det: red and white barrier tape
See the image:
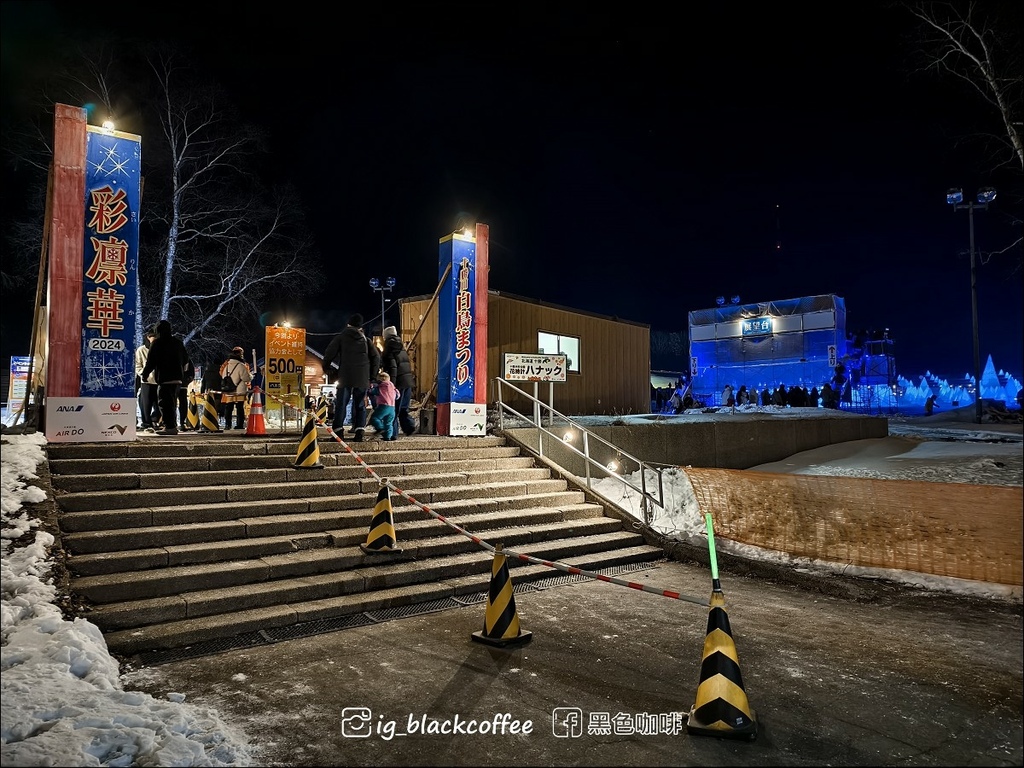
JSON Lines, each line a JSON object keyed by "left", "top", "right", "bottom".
{"left": 263, "top": 390, "right": 709, "bottom": 607}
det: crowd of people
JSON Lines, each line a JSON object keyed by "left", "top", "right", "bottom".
{"left": 133, "top": 313, "right": 418, "bottom": 440}
{"left": 652, "top": 375, "right": 852, "bottom": 414}
{"left": 319, "top": 314, "right": 416, "bottom": 442}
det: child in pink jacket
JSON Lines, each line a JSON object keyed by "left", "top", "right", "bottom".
{"left": 368, "top": 371, "right": 398, "bottom": 440}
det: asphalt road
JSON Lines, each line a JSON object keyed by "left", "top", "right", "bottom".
{"left": 121, "top": 558, "right": 1023, "bottom": 767}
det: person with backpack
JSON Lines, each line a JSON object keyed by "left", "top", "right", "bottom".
{"left": 219, "top": 346, "right": 252, "bottom": 430}
{"left": 322, "top": 313, "right": 380, "bottom": 442}
{"left": 380, "top": 325, "right": 417, "bottom": 438}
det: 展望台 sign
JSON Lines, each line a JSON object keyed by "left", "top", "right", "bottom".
{"left": 741, "top": 317, "right": 772, "bottom": 336}
{"left": 502, "top": 353, "right": 567, "bottom": 383}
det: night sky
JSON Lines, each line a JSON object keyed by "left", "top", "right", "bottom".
{"left": 2, "top": 2, "right": 1021, "bottom": 381}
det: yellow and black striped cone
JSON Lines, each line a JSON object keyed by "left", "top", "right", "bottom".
{"left": 185, "top": 390, "right": 200, "bottom": 430}
{"left": 293, "top": 412, "right": 324, "bottom": 468}
{"left": 198, "top": 392, "right": 222, "bottom": 433}
{"left": 471, "top": 544, "right": 532, "bottom": 647}
{"left": 686, "top": 589, "right": 758, "bottom": 741}
{"left": 316, "top": 395, "right": 328, "bottom": 424}
{"left": 359, "top": 483, "right": 402, "bottom": 554}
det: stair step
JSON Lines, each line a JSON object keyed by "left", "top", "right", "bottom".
{"left": 83, "top": 519, "right": 632, "bottom": 627}
{"left": 67, "top": 504, "right": 612, "bottom": 570}
{"left": 59, "top": 485, "right": 588, "bottom": 534}
{"left": 44, "top": 435, "right": 513, "bottom": 461}
{"left": 51, "top": 460, "right": 546, "bottom": 493}
{"left": 49, "top": 456, "right": 544, "bottom": 493}
{"left": 51, "top": 466, "right": 565, "bottom": 514}
{"left": 72, "top": 528, "right": 643, "bottom": 604}
{"left": 100, "top": 545, "right": 667, "bottom": 655}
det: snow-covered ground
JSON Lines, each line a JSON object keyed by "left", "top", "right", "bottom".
{"left": 1, "top": 404, "right": 1021, "bottom": 766}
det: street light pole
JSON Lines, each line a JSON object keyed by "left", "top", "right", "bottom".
{"left": 947, "top": 187, "right": 996, "bottom": 425}
{"left": 369, "top": 277, "right": 397, "bottom": 334}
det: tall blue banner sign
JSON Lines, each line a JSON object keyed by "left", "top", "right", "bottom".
{"left": 437, "top": 233, "right": 477, "bottom": 405}
{"left": 79, "top": 126, "right": 141, "bottom": 397}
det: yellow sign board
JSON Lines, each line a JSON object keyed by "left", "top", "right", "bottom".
{"left": 265, "top": 326, "right": 306, "bottom": 410}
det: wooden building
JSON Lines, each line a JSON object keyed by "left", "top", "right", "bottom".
{"left": 399, "top": 290, "right": 650, "bottom": 417}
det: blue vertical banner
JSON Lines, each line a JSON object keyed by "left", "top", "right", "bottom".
{"left": 437, "top": 232, "right": 477, "bottom": 402}
{"left": 79, "top": 125, "right": 141, "bottom": 397}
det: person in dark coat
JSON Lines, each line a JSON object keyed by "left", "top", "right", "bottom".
{"left": 380, "top": 325, "right": 416, "bottom": 438}
{"left": 322, "top": 313, "right": 381, "bottom": 441}
{"left": 140, "top": 319, "right": 190, "bottom": 435}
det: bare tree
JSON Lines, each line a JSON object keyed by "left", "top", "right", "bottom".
{"left": 906, "top": 1, "right": 1023, "bottom": 170}
{"left": 2, "top": 42, "right": 322, "bottom": 365}
{"left": 138, "top": 52, "right": 321, "bottom": 361}
{"left": 905, "top": 1, "right": 1023, "bottom": 278}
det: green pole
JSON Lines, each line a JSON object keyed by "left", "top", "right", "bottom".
{"left": 704, "top": 512, "right": 722, "bottom": 591}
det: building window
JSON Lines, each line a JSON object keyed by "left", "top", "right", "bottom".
{"left": 537, "top": 331, "right": 580, "bottom": 373}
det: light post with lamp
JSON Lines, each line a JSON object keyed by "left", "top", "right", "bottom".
{"left": 946, "top": 186, "right": 996, "bottom": 425}
{"left": 369, "top": 277, "right": 396, "bottom": 333}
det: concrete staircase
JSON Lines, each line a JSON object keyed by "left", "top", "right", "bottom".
{"left": 47, "top": 432, "right": 664, "bottom": 659}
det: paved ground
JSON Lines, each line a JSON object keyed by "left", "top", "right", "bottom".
{"left": 121, "top": 558, "right": 1023, "bottom": 767}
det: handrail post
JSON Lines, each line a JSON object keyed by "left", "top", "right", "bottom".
{"left": 497, "top": 379, "right": 505, "bottom": 430}
{"left": 583, "top": 431, "right": 591, "bottom": 489}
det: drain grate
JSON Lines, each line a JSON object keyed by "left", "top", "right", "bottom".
{"left": 133, "top": 630, "right": 270, "bottom": 667}
{"left": 129, "top": 559, "right": 667, "bottom": 667}
{"left": 265, "top": 612, "right": 377, "bottom": 642}
{"left": 369, "top": 598, "right": 461, "bottom": 622}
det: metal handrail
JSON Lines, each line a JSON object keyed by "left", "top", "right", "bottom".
{"left": 494, "top": 377, "right": 665, "bottom": 521}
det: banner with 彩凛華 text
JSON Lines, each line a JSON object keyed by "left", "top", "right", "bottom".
{"left": 79, "top": 124, "right": 142, "bottom": 400}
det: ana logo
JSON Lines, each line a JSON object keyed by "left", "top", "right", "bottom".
{"left": 56, "top": 405, "right": 85, "bottom": 412}
{"left": 110, "top": 403, "right": 121, "bottom": 412}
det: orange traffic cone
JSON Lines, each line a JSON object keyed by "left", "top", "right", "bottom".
{"left": 471, "top": 544, "right": 532, "bottom": 648}
{"left": 359, "top": 483, "right": 402, "bottom": 554}
{"left": 246, "top": 387, "right": 267, "bottom": 436}
{"left": 686, "top": 589, "right": 758, "bottom": 741}
{"left": 293, "top": 412, "right": 323, "bottom": 468}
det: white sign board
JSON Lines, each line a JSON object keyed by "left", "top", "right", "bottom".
{"left": 827, "top": 345, "right": 838, "bottom": 368}
{"left": 449, "top": 403, "right": 487, "bottom": 436}
{"left": 502, "top": 353, "right": 567, "bottom": 383}
{"left": 45, "top": 397, "right": 137, "bottom": 442}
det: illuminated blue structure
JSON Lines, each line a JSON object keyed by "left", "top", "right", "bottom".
{"left": 689, "top": 294, "right": 852, "bottom": 404}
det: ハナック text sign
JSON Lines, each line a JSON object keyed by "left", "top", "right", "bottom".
{"left": 503, "top": 353, "right": 567, "bottom": 383}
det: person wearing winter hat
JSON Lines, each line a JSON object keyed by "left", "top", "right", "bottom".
{"left": 380, "top": 325, "right": 416, "bottom": 438}
{"left": 220, "top": 346, "right": 253, "bottom": 429}
{"left": 321, "top": 313, "right": 380, "bottom": 441}
{"left": 367, "top": 371, "right": 398, "bottom": 440}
